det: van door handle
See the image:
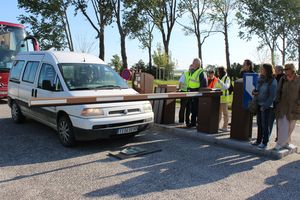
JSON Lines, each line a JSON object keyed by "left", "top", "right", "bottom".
{"left": 34, "top": 89, "right": 37, "bottom": 97}
{"left": 31, "top": 89, "right": 34, "bottom": 97}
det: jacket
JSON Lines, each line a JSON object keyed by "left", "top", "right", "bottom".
{"left": 275, "top": 75, "right": 300, "bottom": 120}
{"left": 215, "top": 75, "right": 230, "bottom": 103}
{"left": 256, "top": 76, "right": 277, "bottom": 110}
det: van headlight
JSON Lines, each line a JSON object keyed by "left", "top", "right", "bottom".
{"left": 81, "top": 108, "right": 104, "bottom": 116}
{"left": 143, "top": 103, "right": 152, "bottom": 113}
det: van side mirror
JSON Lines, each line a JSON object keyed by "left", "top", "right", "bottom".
{"left": 42, "top": 80, "right": 54, "bottom": 91}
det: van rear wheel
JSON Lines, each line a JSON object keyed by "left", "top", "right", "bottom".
{"left": 11, "top": 102, "right": 25, "bottom": 123}
{"left": 57, "top": 115, "right": 76, "bottom": 147}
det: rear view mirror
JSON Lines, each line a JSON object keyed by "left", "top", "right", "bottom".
{"left": 42, "top": 80, "right": 54, "bottom": 91}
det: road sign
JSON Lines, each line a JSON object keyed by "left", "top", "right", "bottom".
{"left": 121, "top": 68, "right": 131, "bottom": 80}
{"left": 243, "top": 73, "right": 258, "bottom": 109}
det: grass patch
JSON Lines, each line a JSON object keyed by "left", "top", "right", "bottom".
{"left": 153, "top": 80, "right": 179, "bottom": 87}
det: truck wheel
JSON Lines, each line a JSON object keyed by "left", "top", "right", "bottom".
{"left": 57, "top": 115, "right": 76, "bottom": 147}
{"left": 11, "top": 101, "right": 25, "bottom": 123}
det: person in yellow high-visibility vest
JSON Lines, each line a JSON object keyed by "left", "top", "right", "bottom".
{"left": 216, "top": 66, "right": 231, "bottom": 131}
{"left": 186, "top": 58, "right": 208, "bottom": 128}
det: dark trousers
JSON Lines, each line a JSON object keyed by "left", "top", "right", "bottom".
{"left": 188, "top": 88, "right": 199, "bottom": 125}
{"left": 179, "top": 98, "right": 190, "bottom": 124}
{"left": 256, "top": 107, "right": 274, "bottom": 145}
{"left": 190, "top": 97, "right": 198, "bottom": 125}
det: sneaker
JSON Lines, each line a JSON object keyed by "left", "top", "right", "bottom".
{"left": 284, "top": 143, "right": 296, "bottom": 150}
{"left": 258, "top": 143, "right": 267, "bottom": 149}
{"left": 186, "top": 123, "right": 196, "bottom": 128}
{"left": 273, "top": 144, "right": 282, "bottom": 151}
{"left": 220, "top": 128, "right": 229, "bottom": 132}
{"left": 251, "top": 142, "right": 260, "bottom": 146}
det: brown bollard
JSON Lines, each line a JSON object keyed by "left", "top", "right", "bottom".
{"left": 160, "top": 84, "right": 177, "bottom": 124}
{"left": 197, "top": 89, "right": 221, "bottom": 134}
{"left": 230, "top": 79, "right": 253, "bottom": 140}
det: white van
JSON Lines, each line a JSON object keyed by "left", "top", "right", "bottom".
{"left": 8, "top": 51, "right": 153, "bottom": 147}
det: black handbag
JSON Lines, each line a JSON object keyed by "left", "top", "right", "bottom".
{"left": 248, "top": 96, "right": 258, "bottom": 115}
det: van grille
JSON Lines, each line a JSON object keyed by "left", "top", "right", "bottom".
{"left": 109, "top": 108, "right": 140, "bottom": 115}
{"left": 93, "top": 120, "right": 144, "bottom": 129}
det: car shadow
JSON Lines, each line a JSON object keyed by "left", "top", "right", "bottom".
{"left": 0, "top": 117, "right": 144, "bottom": 168}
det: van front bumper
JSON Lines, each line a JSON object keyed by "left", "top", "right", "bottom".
{"left": 69, "top": 112, "right": 154, "bottom": 141}
{"left": 73, "top": 123, "right": 151, "bottom": 141}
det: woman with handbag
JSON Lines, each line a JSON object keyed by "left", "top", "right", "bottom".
{"left": 252, "top": 64, "right": 277, "bottom": 149}
{"left": 274, "top": 63, "right": 300, "bottom": 150}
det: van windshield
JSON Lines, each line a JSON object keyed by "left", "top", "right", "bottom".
{"left": 58, "top": 63, "right": 129, "bottom": 90}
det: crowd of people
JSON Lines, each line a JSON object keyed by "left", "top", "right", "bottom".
{"left": 178, "top": 58, "right": 300, "bottom": 151}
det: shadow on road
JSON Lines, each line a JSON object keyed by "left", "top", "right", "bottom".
{"left": 84, "top": 133, "right": 267, "bottom": 199}
{"left": 0, "top": 117, "right": 142, "bottom": 168}
{"left": 0, "top": 99, "right": 7, "bottom": 104}
{"left": 247, "top": 160, "right": 300, "bottom": 199}
{"left": 1, "top": 113, "right": 278, "bottom": 198}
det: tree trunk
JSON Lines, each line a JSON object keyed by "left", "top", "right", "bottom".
{"left": 99, "top": 23, "right": 105, "bottom": 60}
{"left": 163, "top": 39, "right": 169, "bottom": 57}
{"left": 120, "top": 33, "right": 128, "bottom": 69}
{"left": 197, "top": 33, "right": 203, "bottom": 64}
{"left": 114, "top": 0, "right": 127, "bottom": 70}
{"left": 64, "top": 9, "right": 74, "bottom": 51}
{"left": 282, "top": 36, "right": 286, "bottom": 65}
{"left": 148, "top": 45, "right": 152, "bottom": 71}
{"left": 298, "top": 44, "right": 300, "bottom": 72}
{"left": 270, "top": 47, "right": 275, "bottom": 66}
{"left": 224, "top": 18, "right": 230, "bottom": 69}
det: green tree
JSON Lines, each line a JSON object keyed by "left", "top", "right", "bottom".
{"left": 178, "top": 0, "right": 214, "bottom": 62}
{"left": 132, "top": 59, "right": 146, "bottom": 71}
{"left": 18, "top": 0, "right": 73, "bottom": 51}
{"left": 73, "top": 0, "right": 113, "bottom": 60}
{"left": 236, "top": 0, "right": 286, "bottom": 65}
{"left": 129, "top": 16, "right": 155, "bottom": 71}
{"left": 109, "top": 0, "right": 145, "bottom": 69}
{"left": 153, "top": 44, "right": 175, "bottom": 80}
{"left": 210, "top": 0, "right": 236, "bottom": 69}
{"left": 137, "top": 0, "right": 181, "bottom": 57}
{"left": 284, "top": 0, "right": 300, "bottom": 70}
{"left": 109, "top": 54, "right": 122, "bottom": 72}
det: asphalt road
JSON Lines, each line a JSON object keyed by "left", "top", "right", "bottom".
{"left": 1, "top": 100, "right": 300, "bottom": 200}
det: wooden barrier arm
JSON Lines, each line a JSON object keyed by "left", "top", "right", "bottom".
{"left": 28, "top": 90, "right": 222, "bottom": 107}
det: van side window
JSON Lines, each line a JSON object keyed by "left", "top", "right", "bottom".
{"left": 22, "top": 61, "right": 39, "bottom": 83}
{"left": 38, "top": 64, "right": 62, "bottom": 91}
{"left": 10, "top": 60, "right": 25, "bottom": 81}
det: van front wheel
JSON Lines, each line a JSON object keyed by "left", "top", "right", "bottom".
{"left": 57, "top": 115, "right": 76, "bottom": 147}
{"left": 11, "top": 102, "right": 25, "bottom": 123}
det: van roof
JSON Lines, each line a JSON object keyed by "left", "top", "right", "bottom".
{"left": 17, "top": 51, "right": 106, "bottom": 64}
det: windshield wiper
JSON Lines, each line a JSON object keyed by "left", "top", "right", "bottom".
{"left": 70, "top": 87, "right": 92, "bottom": 91}
{"left": 94, "top": 85, "right": 122, "bottom": 89}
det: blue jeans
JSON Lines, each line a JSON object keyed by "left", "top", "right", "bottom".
{"left": 256, "top": 107, "right": 274, "bottom": 145}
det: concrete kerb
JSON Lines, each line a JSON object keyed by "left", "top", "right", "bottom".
{"left": 153, "top": 123, "right": 298, "bottom": 160}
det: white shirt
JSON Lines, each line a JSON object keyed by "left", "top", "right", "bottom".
{"left": 179, "top": 73, "right": 185, "bottom": 83}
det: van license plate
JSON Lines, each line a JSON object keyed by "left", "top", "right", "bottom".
{"left": 117, "top": 126, "right": 138, "bottom": 135}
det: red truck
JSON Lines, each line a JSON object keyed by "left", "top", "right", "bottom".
{"left": 0, "top": 21, "right": 39, "bottom": 98}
